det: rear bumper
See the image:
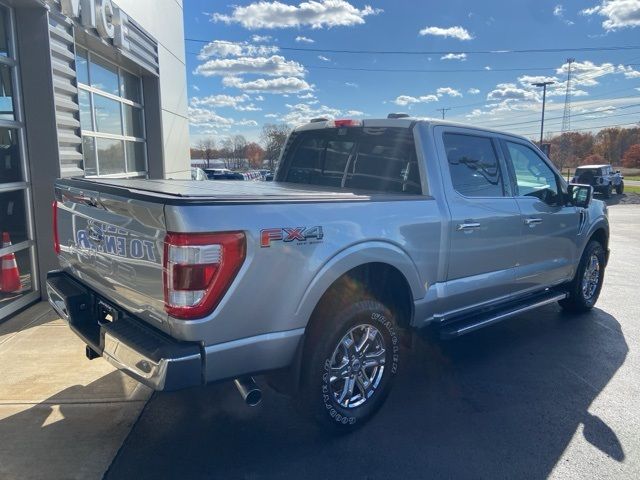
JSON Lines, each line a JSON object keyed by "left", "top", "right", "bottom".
{"left": 46, "top": 271, "right": 202, "bottom": 391}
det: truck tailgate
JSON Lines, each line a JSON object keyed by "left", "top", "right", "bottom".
{"left": 55, "top": 181, "right": 168, "bottom": 329}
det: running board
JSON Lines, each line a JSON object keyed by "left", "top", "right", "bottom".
{"left": 438, "top": 291, "right": 568, "bottom": 339}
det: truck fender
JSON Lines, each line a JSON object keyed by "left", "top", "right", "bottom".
{"left": 292, "top": 241, "right": 425, "bottom": 328}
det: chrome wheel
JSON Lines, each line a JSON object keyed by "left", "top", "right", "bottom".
{"left": 582, "top": 254, "right": 600, "bottom": 300}
{"left": 328, "top": 324, "right": 386, "bottom": 409}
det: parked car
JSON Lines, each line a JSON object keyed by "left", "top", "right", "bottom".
{"left": 203, "top": 168, "right": 233, "bottom": 180}
{"left": 48, "top": 117, "right": 609, "bottom": 431}
{"left": 191, "top": 167, "right": 207, "bottom": 181}
{"left": 571, "top": 164, "right": 624, "bottom": 198}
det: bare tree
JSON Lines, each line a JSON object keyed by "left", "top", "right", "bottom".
{"left": 230, "top": 135, "right": 248, "bottom": 170}
{"left": 260, "top": 124, "right": 291, "bottom": 171}
{"left": 219, "top": 138, "right": 234, "bottom": 170}
{"left": 197, "top": 138, "right": 216, "bottom": 169}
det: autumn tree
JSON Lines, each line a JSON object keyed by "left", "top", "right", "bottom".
{"left": 260, "top": 124, "right": 291, "bottom": 171}
{"left": 245, "top": 142, "right": 265, "bottom": 169}
{"left": 622, "top": 144, "right": 640, "bottom": 169}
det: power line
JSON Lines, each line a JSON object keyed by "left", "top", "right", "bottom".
{"left": 185, "top": 38, "right": 640, "bottom": 56}
{"left": 507, "top": 109, "right": 640, "bottom": 135}
{"left": 488, "top": 102, "right": 640, "bottom": 129}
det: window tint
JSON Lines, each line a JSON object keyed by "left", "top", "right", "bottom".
{"left": 283, "top": 127, "right": 421, "bottom": 194}
{"left": 444, "top": 133, "right": 504, "bottom": 197}
{"left": 506, "top": 142, "right": 560, "bottom": 205}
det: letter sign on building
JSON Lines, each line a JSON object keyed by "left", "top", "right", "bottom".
{"left": 60, "top": 0, "right": 129, "bottom": 50}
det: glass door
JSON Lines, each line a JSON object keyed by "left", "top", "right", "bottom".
{"left": 0, "top": 3, "right": 38, "bottom": 319}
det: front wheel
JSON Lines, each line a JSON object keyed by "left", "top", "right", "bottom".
{"left": 559, "top": 240, "right": 606, "bottom": 313}
{"left": 616, "top": 181, "right": 624, "bottom": 195}
{"left": 300, "top": 299, "right": 401, "bottom": 432}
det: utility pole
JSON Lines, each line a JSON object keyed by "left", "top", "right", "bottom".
{"left": 532, "top": 81, "right": 554, "bottom": 145}
{"left": 436, "top": 108, "right": 450, "bottom": 120}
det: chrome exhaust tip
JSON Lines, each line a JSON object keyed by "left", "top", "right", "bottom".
{"left": 234, "top": 377, "right": 262, "bottom": 407}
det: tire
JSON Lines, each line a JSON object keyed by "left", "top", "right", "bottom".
{"left": 559, "top": 240, "right": 606, "bottom": 313}
{"left": 299, "top": 298, "right": 401, "bottom": 432}
{"left": 616, "top": 181, "right": 624, "bottom": 195}
{"left": 602, "top": 184, "right": 612, "bottom": 198}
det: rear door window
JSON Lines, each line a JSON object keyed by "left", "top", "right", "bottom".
{"left": 282, "top": 127, "right": 422, "bottom": 194}
{"left": 443, "top": 133, "right": 505, "bottom": 197}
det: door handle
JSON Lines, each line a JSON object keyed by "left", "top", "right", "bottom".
{"left": 457, "top": 222, "right": 481, "bottom": 231}
{"left": 524, "top": 217, "right": 543, "bottom": 227}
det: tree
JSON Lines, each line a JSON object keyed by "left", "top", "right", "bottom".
{"left": 245, "top": 142, "right": 265, "bottom": 169}
{"left": 220, "top": 135, "right": 248, "bottom": 170}
{"left": 260, "top": 124, "right": 291, "bottom": 171}
{"left": 622, "top": 144, "right": 640, "bottom": 169}
{"left": 197, "top": 138, "right": 216, "bottom": 169}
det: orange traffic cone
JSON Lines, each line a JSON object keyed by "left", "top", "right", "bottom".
{"left": 0, "top": 232, "right": 21, "bottom": 293}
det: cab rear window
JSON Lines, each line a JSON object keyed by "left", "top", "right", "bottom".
{"left": 280, "top": 127, "right": 422, "bottom": 194}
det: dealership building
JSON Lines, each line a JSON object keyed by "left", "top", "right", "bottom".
{"left": 0, "top": 0, "right": 189, "bottom": 320}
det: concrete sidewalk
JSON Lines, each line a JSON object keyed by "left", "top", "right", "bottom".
{"left": 0, "top": 302, "right": 152, "bottom": 480}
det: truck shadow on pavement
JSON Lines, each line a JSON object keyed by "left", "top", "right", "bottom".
{"left": 0, "top": 372, "right": 145, "bottom": 480}
{"left": 104, "top": 305, "right": 627, "bottom": 479}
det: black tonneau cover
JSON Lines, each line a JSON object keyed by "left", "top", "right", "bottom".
{"left": 57, "top": 178, "right": 425, "bottom": 205}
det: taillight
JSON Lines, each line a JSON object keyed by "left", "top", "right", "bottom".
{"left": 163, "top": 232, "right": 246, "bottom": 320}
{"left": 327, "top": 119, "right": 363, "bottom": 128}
{"left": 52, "top": 200, "right": 60, "bottom": 255}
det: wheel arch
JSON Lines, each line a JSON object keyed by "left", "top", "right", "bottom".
{"left": 294, "top": 242, "right": 424, "bottom": 330}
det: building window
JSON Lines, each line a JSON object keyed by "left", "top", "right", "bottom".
{"left": 75, "top": 46, "right": 147, "bottom": 177}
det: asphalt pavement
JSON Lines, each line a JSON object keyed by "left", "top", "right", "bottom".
{"left": 106, "top": 205, "right": 640, "bottom": 480}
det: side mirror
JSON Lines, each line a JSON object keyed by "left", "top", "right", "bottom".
{"left": 568, "top": 184, "right": 593, "bottom": 208}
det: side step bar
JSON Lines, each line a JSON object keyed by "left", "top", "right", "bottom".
{"left": 438, "top": 291, "right": 568, "bottom": 339}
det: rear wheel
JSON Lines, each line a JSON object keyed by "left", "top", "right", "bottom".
{"left": 616, "top": 181, "right": 624, "bottom": 195}
{"left": 300, "top": 298, "right": 400, "bottom": 432}
{"left": 559, "top": 240, "right": 606, "bottom": 313}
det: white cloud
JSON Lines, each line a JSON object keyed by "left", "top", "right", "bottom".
{"left": 517, "top": 75, "right": 559, "bottom": 86}
{"left": 440, "top": 53, "right": 467, "bottom": 61}
{"left": 581, "top": 0, "right": 640, "bottom": 30}
{"left": 484, "top": 66, "right": 491, "bottom": 70}
{"left": 191, "top": 94, "right": 251, "bottom": 109}
{"left": 192, "top": 85, "right": 200, "bottom": 91}
{"left": 418, "top": 26, "right": 473, "bottom": 40}
{"left": 265, "top": 113, "right": 279, "bottom": 118}
{"left": 393, "top": 94, "right": 439, "bottom": 106}
{"left": 553, "top": 4, "right": 575, "bottom": 24}
{"left": 295, "top": 35, "right": 315, "bottom": 43}
{"left": 212, "top": 1, "right": 382, "bottom": 29}
{"left": 194, "top": 55, "right": 306, "bottom": 77}
{"left": 223, "top": 76, "right": 313, "bottom": 93}
{"left": 297, "top": 92, "right": 316, "bottom": 99}
{"left": 556, "top": 60, "right": 616, "bottom": 86}
{"left": 197, "top": 40, "right": 279, "bottom": 59}
{"left": 487, "top": 83, "right": 540, "bottom": 102}
{"left": 251, "top": 34, "right": 273, "bottom": 42}
{"left": 277, "top": 102, "right": 364, "bottom": 125}
{"left": 437, "top": 87, "right": 462, "bottom": 97}
{"left": 617, "top": 64, "right": 640, "bottom": 78}
{"left": 467, "top": 88, "right": 480, "bottom": 94}
{"left": 189, "top": 107, "right": 258, "bottom": 129}
{"left": 318, "top": 55, "right": 331, "bottom": 62}
{"left": 345, "top": 82, "right": 359, "bottom": 87}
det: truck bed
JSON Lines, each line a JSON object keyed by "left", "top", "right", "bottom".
{"left": 58, "top": 178, "right": 422, "bottom": 204}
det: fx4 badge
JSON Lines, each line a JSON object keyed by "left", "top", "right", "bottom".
{"left": 260, "top": 226, "right": 324, "bottom": 248}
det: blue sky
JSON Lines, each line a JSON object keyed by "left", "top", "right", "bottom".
{"left": 184, "top": 0, "right": 640, "bottom": 145}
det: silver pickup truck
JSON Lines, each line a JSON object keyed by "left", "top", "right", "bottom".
{"left": 47, "top": 117, "right": 609, "bottom": 430}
